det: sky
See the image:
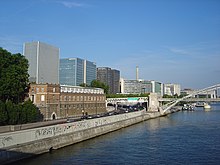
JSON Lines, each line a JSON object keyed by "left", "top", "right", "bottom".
{"left": 0, "top": 0, "right": 220, "bottom": 89}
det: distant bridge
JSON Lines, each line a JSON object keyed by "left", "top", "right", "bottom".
{"left": 106, "top": 97, "right": 148, "bottom": 105}
{"left": 159, "top": 98, "right": 220, "bottom": 102}
{"left": 162, "top": 84, "right": 220, "bottom": 114}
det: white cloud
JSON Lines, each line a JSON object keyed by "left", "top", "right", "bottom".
{"left": 57, "top": 1, "right": 85, "bottom": 8}
{"left": 168, "top": 48, "right": 191, "bottom": 56}
{"left": 165, "top": 41, "right": 220, "bottom": 58}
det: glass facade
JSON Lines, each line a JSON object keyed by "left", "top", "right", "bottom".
{"left": 155, "top": 82, "right": 162, "bottom": 94}
{"left": 76, "top": 58, "right": 84, "bottom": 86}
{"left": 86, "top": 60, "right": 97, "bottom": 85}
{"left": 60, "top": 58, "right": 96, "bottom": 86}
{"left": 60, "top": 58, "right": 77, "bottom": 85}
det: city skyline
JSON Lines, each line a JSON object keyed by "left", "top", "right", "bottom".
{"left": 0, "top": 0, "right": 220, "bottom": 89}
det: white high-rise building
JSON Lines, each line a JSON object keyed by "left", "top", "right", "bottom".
{"left": 163, "top": 83, "right": 181, "bottom": 96}
{"left": 24, "top": 41, "right": 60, "bottom": 84}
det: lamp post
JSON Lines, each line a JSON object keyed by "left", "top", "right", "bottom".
{"left": 96, "top": 96, "right": 97, "bottom": 115}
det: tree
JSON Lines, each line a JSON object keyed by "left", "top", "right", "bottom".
{"left": 6, "top": 100, "right": 19, "bottom": 125}
{"left": 0, "top": 48, "right": 29, "bottom": 104}
{"left": 79, "top": 83, "right": 89, "bottom": 87}
{"left": 0, "top": 101, "right": 7, "bottom": 125}
{"left": 0, "top": 48, "right": 43, "bottom": 125}
{"left": 90, "top": 80, "right": 109, "bottom": 94}
{"left": 22, "top": 100, "right": 39, "bottom": 123}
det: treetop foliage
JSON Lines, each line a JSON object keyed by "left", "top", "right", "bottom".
{"left": 0, "top": 47, "right": 29, "bottom": 104}
{"left": 80, "top": 80, "right": 109, "bottom": 94}
{"left": 90, "top": 80, "right": 109, "bottom": 94}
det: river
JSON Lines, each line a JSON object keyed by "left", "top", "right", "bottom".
{"left": 14, "top": 103, "right": 220, "bottom": 165}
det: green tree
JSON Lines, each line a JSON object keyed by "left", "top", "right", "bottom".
{"left": 23, "top": 100, "right": 39, "bottom": 123}
{"left": 90, "top": 80, "right": 109, "bottom": 94}
{"left": 0, "top": 48, "right": 29, "bottom": 104}
{"left": 0, "top": 101, "right": 7, "bottom": 125}
{"left": 79, "top": 83, "right": 89, "bottom": 87}
{"left": 0, "top": 48, "right": 43, "bottom": 125}
{"left": 6, "top": 100, "right": 19, "bottom": 125}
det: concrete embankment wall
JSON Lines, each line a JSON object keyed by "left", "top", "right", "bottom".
{"left": 0, "top": 119, "right": 67, "bottom": 133}
{"left": 0, "top": 110, "right": 172, "bottom": 164}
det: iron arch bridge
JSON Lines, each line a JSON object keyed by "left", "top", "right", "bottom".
{"left": 162, "top": 84, "right": 220, "bottom": 114}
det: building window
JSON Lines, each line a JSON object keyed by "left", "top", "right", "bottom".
{"left": 31, "top": 95, "right": 34, "bottom": 102}
{"left": 36, "top": 88, "right": 39, "bottom": 93}
{"left": 53, "top": 88, "right": 56, "bottom": 92}
{"left": 42, "top": 87, "right": 44, "bottom": 92}
{"left": 41, "top": 95, "right": 45, "bottom": 101}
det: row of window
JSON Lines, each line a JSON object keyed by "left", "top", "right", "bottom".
{"left": 61, "top": 103, "right": 105, "bottom": 109}
{"left": 32, "top": 87, "right": 56, "bottom": 93}
{"left": 32, "top": 86, "right": 104, "bottom": 95}
{"left": 38, "top": 95, "right": 105, "bottom": 102}
{"left": 60, "top": 95, "right": 105, "bottom": 102}
{"left": 61, "top": 86, "right": 104, "bottom": 94}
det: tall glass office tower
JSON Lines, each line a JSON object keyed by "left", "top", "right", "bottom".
{"left": 60, "top": 58, "right": 96, "bottom": 86}
{"left": 85, "top": 60, "right": 97, "bottom": 85}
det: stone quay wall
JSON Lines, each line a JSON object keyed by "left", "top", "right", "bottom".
{"left": 0, "top": 109, "right": 176, "bottom": 164}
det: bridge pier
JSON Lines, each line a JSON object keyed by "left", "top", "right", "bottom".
{"left": 148, "top": 93, "right": 160, "bottom": 112}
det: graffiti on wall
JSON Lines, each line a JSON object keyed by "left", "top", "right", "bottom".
{"left": 35, "top": 124, "right": 73, "bottom": 139}
{"left": 0, "top": 112, "right": 141, "bottom": 148}
{"left": 34, "top": 118, "right": 111, "bottom": 139}
{"left": 0, "top": 136, "right": 13, "bottom": 148}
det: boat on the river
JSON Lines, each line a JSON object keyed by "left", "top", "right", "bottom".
{"left": 182, "top": 104, "right": 194, "bottom": 111}
{"left": 204, "top": 103, "right": 211, "bottom": 110}
{"left": 196, "top": 102, "right": 206, "bottom": 107}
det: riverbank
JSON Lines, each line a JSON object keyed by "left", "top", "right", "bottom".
{"left": 0, "top": 108, "right": 180, "bottom": 164}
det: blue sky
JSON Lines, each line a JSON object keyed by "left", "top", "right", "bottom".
{"left": 0, "top": 0, "right": 220, "bottom": 89}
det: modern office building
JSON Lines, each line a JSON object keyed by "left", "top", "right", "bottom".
{"left": 163, "top": 83, "right": 181, "bottom": 96}
{"left": 60, "top": 58, "right": 96, "bottom": 86}
{"left": 24, "top": 41, "right": 59, "bottom": 84}
{"left": 111, "top": 69, "right": 120, "bottom": 94}
{"left": 97, "top": 67, "right": 120, "bottom": 94}
{"left": 84, "top": 60, "right": 97, "bottom": 85}
{"left": 120, "top": 79, "right": 163, "bottom": 95}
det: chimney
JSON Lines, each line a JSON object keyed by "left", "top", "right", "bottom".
{"left": 136, "top": 66, "right": 139, "bottom": 80}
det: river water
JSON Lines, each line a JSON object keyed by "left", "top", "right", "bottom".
{"left": 15, "top": 103, "right": 220, "bottom": 165}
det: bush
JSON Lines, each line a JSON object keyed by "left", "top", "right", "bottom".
{"left": 0, "top": 100, "right": 7, "bottom": 125}
{"left": 0, "top": 100, "right": 43, "bottom": 126}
